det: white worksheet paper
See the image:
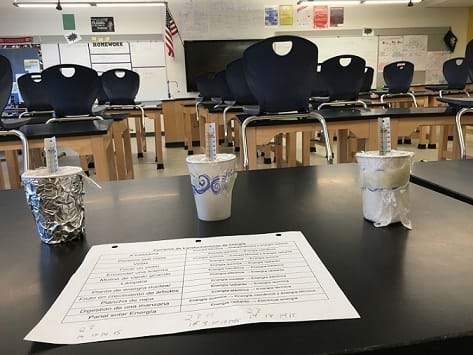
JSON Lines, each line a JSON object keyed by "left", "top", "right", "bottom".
{"left": 25, "top": 231, "right": 359, "bottom": 344}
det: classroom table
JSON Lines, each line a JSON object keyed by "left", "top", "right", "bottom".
{"left": 0, "top": 120, "right": 117, "bottom": 189}
{"left": 235, "top": 107, "right": 473, "bottom": 169}
{"left": 161, "top": 98, "right": 197, "bottom": 147}
{"left": 1, "top": 164, "right": 472, "bottom": 354}
{"left": 100, "top": 102, "right": 164, "bottom": 169}
{"left": 411, "top": 160, "right": 473, "bottom": 205}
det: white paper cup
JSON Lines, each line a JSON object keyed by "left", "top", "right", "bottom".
{"left": 355, "top": 150, "right": 414, "bottom": 228}
{"left": 186, "top": 154, "right": 237, "bottom": 221}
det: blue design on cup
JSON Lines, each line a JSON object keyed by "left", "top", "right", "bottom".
{"left": 191, "top": 172, "right": 233, "bottom": 195}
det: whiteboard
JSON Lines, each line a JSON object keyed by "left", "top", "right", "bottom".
{"left": 41, "top": 44, "right": 61, "bottom": 68}
{"left": 58, "top": 43, "right": 91, "bottom": 67}
{"left": 130, "top": 41, "right": 165, "bottom": 67}
{"left": 134, "top": 67, "right": 167, "bottom": 101}
{"left": 308, "top": 36, "right": 379, "bottom": 88}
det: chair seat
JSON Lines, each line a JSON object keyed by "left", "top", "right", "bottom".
{"left": 438, "top": 97, "right": 473, "bottom": 108}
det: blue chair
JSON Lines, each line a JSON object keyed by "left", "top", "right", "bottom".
{"left": 361, "top": 67, "right": 374, "bottom": 94}
{"left": 41, "top": 64, "right": 103, "bottom": 123}
{"left": 437, "top": 58, "right": 470, "bottom": 98}
{"left": 311, "top": 63, "right": 329, "bottom": 98}
{"left": 224, "top": 59, "right": 259, "bottom": 147}
{"left": 382, "top": 61, "right": 417, "bottom": 107}
{"left": 436, "top": 39, "right": 473, "bottom": 159}
{"left": 17, "top": 73, "right": 54, "bottom": 119}
{"left": 240, "top": 35, "right": 332, "bottom": 168}
{"left": 318, "top": 55, "right": 367, "bottom": 109}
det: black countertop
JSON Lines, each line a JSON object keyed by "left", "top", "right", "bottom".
{"left": 1, "top": 164, "right": 472, "bottom": 354}
{"left": 0, "top": 120, "right": 114, "bottom": 142}
{"left": 411, "top": 160, "right": 473, "bottom": 205}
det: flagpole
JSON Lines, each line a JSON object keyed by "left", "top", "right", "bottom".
{"left": 166, "top": 3, "right": 184, "bottom": 46}
{"left": 161, "top": 3, "right": 171, "bottom": 98}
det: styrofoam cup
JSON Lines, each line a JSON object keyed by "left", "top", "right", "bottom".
{"left": 186, "top": 154, "right": 237, "bottom": 221}
{"left": 355, "top": 150, "right": 414, "bottom": 228}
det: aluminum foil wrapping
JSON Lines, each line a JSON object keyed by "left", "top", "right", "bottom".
{"left": 22, "top": 167, "right": 85, "bottom": 244}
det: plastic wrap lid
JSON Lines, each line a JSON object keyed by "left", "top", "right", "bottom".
{"left": 356, "top": 150, "right": 414, "bottom": 159}
{"left": 22, "top": 166, "right": 83, "bottom": 179}
{"left": 186, "top": 153, "right": 236, "bottom": 164}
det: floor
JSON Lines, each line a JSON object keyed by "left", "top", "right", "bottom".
{"left": 1, "top": 131, "right": 472, "bottom": 189}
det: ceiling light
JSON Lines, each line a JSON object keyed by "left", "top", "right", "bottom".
{"left": 364, "top": 0, "right": 422, "bottom": 4}
{"left": 13, "top": 1, "right": 166, "bottom": 8}
{"left": 297, "top": 0, "right": 360, "bottom": 4}
{"left": 95, "top": 2, "right": 165, "bottom": 6}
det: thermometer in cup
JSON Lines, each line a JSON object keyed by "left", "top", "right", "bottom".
{"left": 378, "top": 117, "right": 392, "bottom": 155}
{"left": 205, "top": 123, "right": 217, "bottom": 161}
{"left": 44, "top": 136, "right": 59, "bottom": 173}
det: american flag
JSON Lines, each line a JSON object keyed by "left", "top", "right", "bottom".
{"left": 165, "top": 6, "right": 178, "bottom": 58}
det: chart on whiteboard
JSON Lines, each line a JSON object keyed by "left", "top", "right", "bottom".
{"left": 25, "top": 232, "right": 359, "bottom": 344}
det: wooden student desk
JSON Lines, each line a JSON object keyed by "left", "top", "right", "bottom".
{"left": 235, "top": 107, "right": 473, "bottom": 170}
{"left": 1, "top": 163, "right": 473, "bottom": 354}
{"left": 101, "top": 102, "right": 164, "bottom": 169}
{"left": 0, "top": 120, "right": 118, "bottom": 190}
{"left": 181, "top": 102, "right": 202, "bottom": 155}
{"left": 161, "top": 98, "right": 197, "bottom": 147}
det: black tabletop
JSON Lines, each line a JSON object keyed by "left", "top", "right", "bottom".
{"left": 0, "top": 120, "right": 114, "bottom": 142}
{"left": 237, "top": 107, "right": 458, "bottom": 127}
{"left": 1, "top": 164, "right": 472, "bottom": 355}
{"left": 411, "top": 160, "right": 473, "bottom": 205}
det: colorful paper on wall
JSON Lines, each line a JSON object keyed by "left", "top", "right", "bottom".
{"left": 330, "top": 7, "right": 344, "bottom": 27}
{"left": 313, "top": 6, "right": 328, "bottom": 29}
{"left": 279, "top": 5, "right": 294, "bottom": 26}
{"left": 264, "top": 5, "right": 279, "bottom": 26}
{"left": 295, "top": 5, "right": 313, "bottom": 27}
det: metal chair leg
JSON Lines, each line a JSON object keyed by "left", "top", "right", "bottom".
{"left": 407, "top": 92, "right": 418, "bottom": 108}
{"left": 309, "top": 112, "right": 333, "bottom": 164}
{"left": 455, "top": 108, "right": 472, "bottom": 160}
{"left": 0, "top": 130, "right": 29, "bottom": 173}
{"left": 223, "top": 105, "right": 233, "bottom": 146}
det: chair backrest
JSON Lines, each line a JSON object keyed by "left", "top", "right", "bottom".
{"left": 17, "top": 73, "right": 54, "bottom": 111}
{"left": 42, "top": 64, "right": 99, "bottom": 117}
{"left": 360, "top": 66, "right": 374, "bottom": 93}
{"left": 0, "top": 55, "right": 12, "bottom": 115}
{"left": 311, "top": 63, "right": 328, "bottom": 97}
{"left": 321, "top": 55, "right": 366, "bottom": 101}
{"left": 101, "top": 69, "right": 139, "bottom": 105}
{"left": 383, "top": 61, "right": 414, "bottom": 94}
{"left": 225, "top": 59, "right": 257, "bottom": 105}
{"left": 442, "top": 58, "right": 468, "bottom": 90}
{"left": 195, "top": 72, "right": 219, "bottom": 100}
{"left": 214, "top": 70, "right": 234, "bottom": 102}
{"left": 243, "top": 35, "right": 317, "bottom": 114}
{"left": 465, "top": 39, "right": 473, "bottom": 81}
{"left": 97, "top": 76, "right": 110, "bottom": 105}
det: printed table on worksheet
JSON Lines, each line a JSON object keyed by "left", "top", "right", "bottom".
{"left": 26, "top": 232, "right": 359, "bottom": 344}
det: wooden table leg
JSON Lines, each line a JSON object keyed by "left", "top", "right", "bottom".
{"left": 246, "top": 127, "right": 258, "bottom": 170}
{"left": 123, "top": 120, "right": 134, "bottom": 179}
{"left": 438, "top": 126, "right": 448, "bottom": 160}
{"left": 302, "top": 132, "right": 311, "bottom": 166}
{"left": 5, "top": 151, "right": 21, "bottom": 189}
{"left": 184, "top": 111, "right": 194, "bottom": 155}
{"left": 112, "top": 121, "right": 127, "bottom": 180}
{"left": 182, "top": 109, "right": 189, "bottom": 150}
{"left": 91, "top": 136, "right": 117, "bottom": 181}
{"left": 275, "top": 134, "right": 283, "bottom": 168}
{"left": 151, "top": 112, "right": 164, "bottom": 169}
{"left": 428, "top": 126, "right": 437, "bottom": 149}
{"left": 286, "top": 132, "right": 297, "bottom": 167}
{"left": 134, "top": 116, "right": 144, "bottom": 158}
{"left": 0, "top": 158, "right": 5, "bottom": 190}
{"left": 263, "top": 143, "right": 272, "bottom": 164}
{"left": 336, "top": 129, "right": 349, "bottom": 163}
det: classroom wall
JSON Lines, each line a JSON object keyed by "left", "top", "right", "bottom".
{"left": 0, "top": 2, "right": 470, "bottom": 96}
{"left": 468, "top": 7, "right": 473, "bottom": 41}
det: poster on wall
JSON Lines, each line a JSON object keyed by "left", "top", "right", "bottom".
{"left": 378, "top": 36, "right": 404, "bottom": 71}
{"left": 330, "top": 7, "right": 344, "bottom": 27}
{"left": 64, "top": 31, "right": 82, "bottom": 45}
{"left": 403, "top": 35, "right": 428, "bottom": 71}
{"left": 313, "top": 6, "right": 328, "bottom": 29}
{"left": 279, "top": 5, "right": 293, "bottom": 26}
{"left": 295, "top": 5, "right": 312, "bottom": 27}
{"left": 264, "top": 5, "right": 279, "bottom": 26}
{"left": 24, "top": 59, "right": 40, "bottom": 73}
{"left": 91, "top": 17, "right": 115, "bottom": 32}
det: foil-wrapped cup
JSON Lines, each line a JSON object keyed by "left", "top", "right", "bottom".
{"left": 21, "top": 166, "right": 85, "bottom": 244}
